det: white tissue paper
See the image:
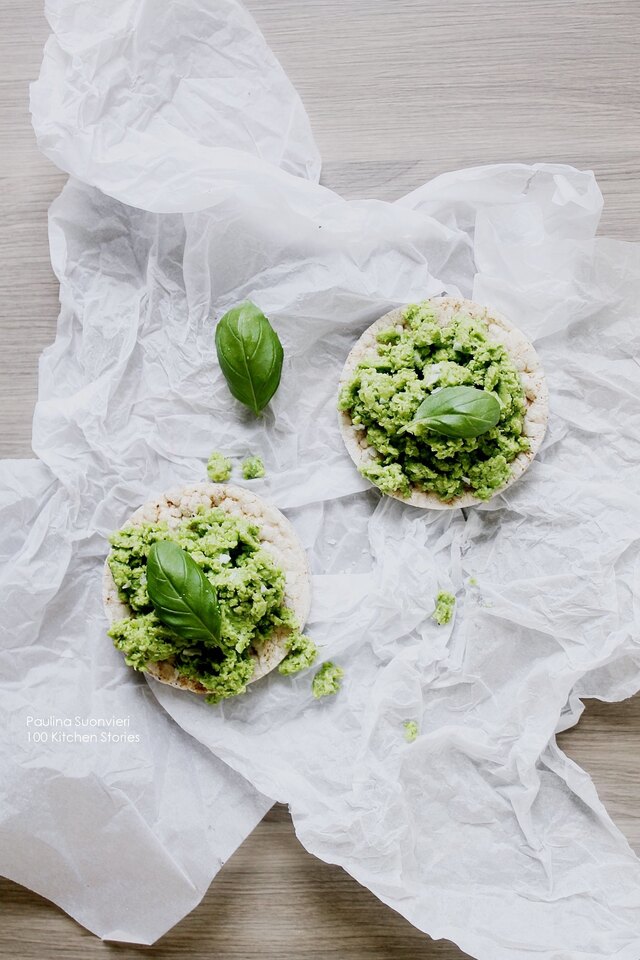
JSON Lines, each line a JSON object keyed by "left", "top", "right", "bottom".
{"left": 1, "top": 0, "right": 636, "bottom": 954}
{"left": 0, "top": 455, "right": 272, "bottom": 943}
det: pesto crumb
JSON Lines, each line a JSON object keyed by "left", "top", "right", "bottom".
{"left": 432, "top": 591, "right": 455, "bottom": 625}
{"left": 242, "top": 456, "right": 265, "bottom": 480}
{"left": 403, "top": 720, "right": 418, "bottom": 743}
{"left": 312, "top": 661, "right": 344, "bottom": 699}
{"left": 207, "top": 451, "right": 232, "bottom": 482}
{"left": 278, "top": 633, "right": 318, "bottom": 676}
{"left": 468, "top": 577, "right": 478, "bottom": 587}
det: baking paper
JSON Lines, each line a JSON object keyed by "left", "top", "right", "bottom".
{"left": 0, "top": 460, "right": 272, "bottom": 944}
{"left": 2, "top": 0, "right": 639, "bottom": 954}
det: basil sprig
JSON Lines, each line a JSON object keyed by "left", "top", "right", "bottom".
{"left": 215, "top": 301, "right": 284, "bottom": 415}
{"left": 401, "top": 386, "right": 501, "bottom": 439}
{"left": 147, "top": 541, "right": 222, "bottom": 643}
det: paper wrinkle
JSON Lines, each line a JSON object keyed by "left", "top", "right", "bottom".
{"left": 31, "top": 0, "right": 321, "bottom": 206}
{"left": 0, "top": 460, "right": 271, "bottom": 943}
{"left": 2, "top": 0, "right": 639, "bottom": 954}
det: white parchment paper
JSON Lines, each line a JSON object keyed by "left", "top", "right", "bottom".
{"left": 1, "top": 0, "right": 639, "bottom": 954}
{"left": 0, "top": 459, "right": 272, "bottom": 942}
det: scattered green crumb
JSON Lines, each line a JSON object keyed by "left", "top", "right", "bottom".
{"left": 468, "top": 577, "right": 478, "bottom": 587}
{"left": 278, "top": 633, "right": 318, "bottom": 676}
{"left": 242, "top": 456, "right": 265, "bottom": 480}
{"left": 403, "top": 720, "right": 419, "bottom": 743}
{"left": 206, "top": 450, "right": 233, "bottom": 482}
{"left": 432, "top": 591, "right": 456, "bottom": 625}
{"left": 312, "top": 662, "right": 344, "bottom": 699}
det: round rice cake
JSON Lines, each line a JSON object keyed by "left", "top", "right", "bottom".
{"left": 338, "top": 296, "right": 548, "bottom": 509}
{"left": 103, "top": 482, "right": 311, "bottom": 694}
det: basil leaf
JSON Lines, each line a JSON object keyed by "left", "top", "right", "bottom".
{"left": 402, "top": 386, "right": 501, "bottom": 439}
{"left": 147, "top": 541, "right": 222, "bottom": 643}
{"left": 215, "top": 301, "right": 284, "bottom": 415}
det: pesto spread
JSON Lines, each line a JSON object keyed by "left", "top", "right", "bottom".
{"left": 279, "top": 632, "right": 318, "bottom": 676}
{"left": 107, "top": 505, "right": 311, "bottom": 703}
{"left": 338, "top": 302, "right": 530, "bottom": 502}
{"left": 312, "top": 662, "right": 344, "bottom": 698}
{"left": 242, "top": 456, "right": 265, "bottom": 480}
{"left": 433, "top": 591, "right": 455, "bottom": 625}
{"left": 403, "top": 720, "right": 419, "bottom": 743}
{"left": 207, "top": 451, "right": 232, "bottom": 482}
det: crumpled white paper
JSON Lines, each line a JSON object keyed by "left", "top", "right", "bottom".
{"left": 1, "top": 0, "right": 637, "bottom": 954}
{"left": 0, "top": 455, "right": 272, "bottom": 943}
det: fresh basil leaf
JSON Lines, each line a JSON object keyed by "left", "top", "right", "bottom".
{"left": 215, "top": 301, "right": 284, "bottom": 415}
{"left": 147, "top": 541, "right": 222, "bottom": 643}
{"left": 402, "top": 385, "right": 501, "bottom": 439}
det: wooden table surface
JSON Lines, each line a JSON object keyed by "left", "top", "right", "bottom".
{"left": 1, "top": 2, "right": 639, "bottom": 957}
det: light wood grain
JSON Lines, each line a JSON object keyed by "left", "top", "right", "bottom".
{"left": 1, "top": 1, "right": 639, "bottom": 958}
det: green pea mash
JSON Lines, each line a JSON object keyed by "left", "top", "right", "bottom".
{"left": 432, "top": 591, "right": 455, "bottom": 625}
{"left": 403, "top": 720, "right": 419, "bottom": 743}
{"left": 312, "top": 662, "right": 344, "bottom": 699}
{"left": 207, "top": 451, "right": 232, "bottom": 482}
{"left": 242, "top": 456, "right": 265, "bottom": 480}
{"left": 278, "top": 632, "right": 318, "bottom": 676}
{"left": 107, "top": 506, "right": 314, "bottom": 703}
{"left": 338, "top": 302, "right": 530, "bottom": 502}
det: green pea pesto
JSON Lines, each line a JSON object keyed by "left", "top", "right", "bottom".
{"left": 278, "top": 633, "right": 318, "bottom": 676}
{"left": 107, "top": 506, "right": 308, "bottom": 704}
{"left": 338, "top": 302, "right": 530, "bottom": 502}
{"left": 403, "top": 720, "right": 419, "bottom": 743}
{"left": 433, "top": 591, "right": 455, "bottom": 625}
{"left": 312, "top": 662, "right": 344, "bottom": 699}
{"left": 207, "top": 451, "right": 232, "bottom": 482}
{"left": 242, "top": 456, "right": 265, "bottom": 480}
